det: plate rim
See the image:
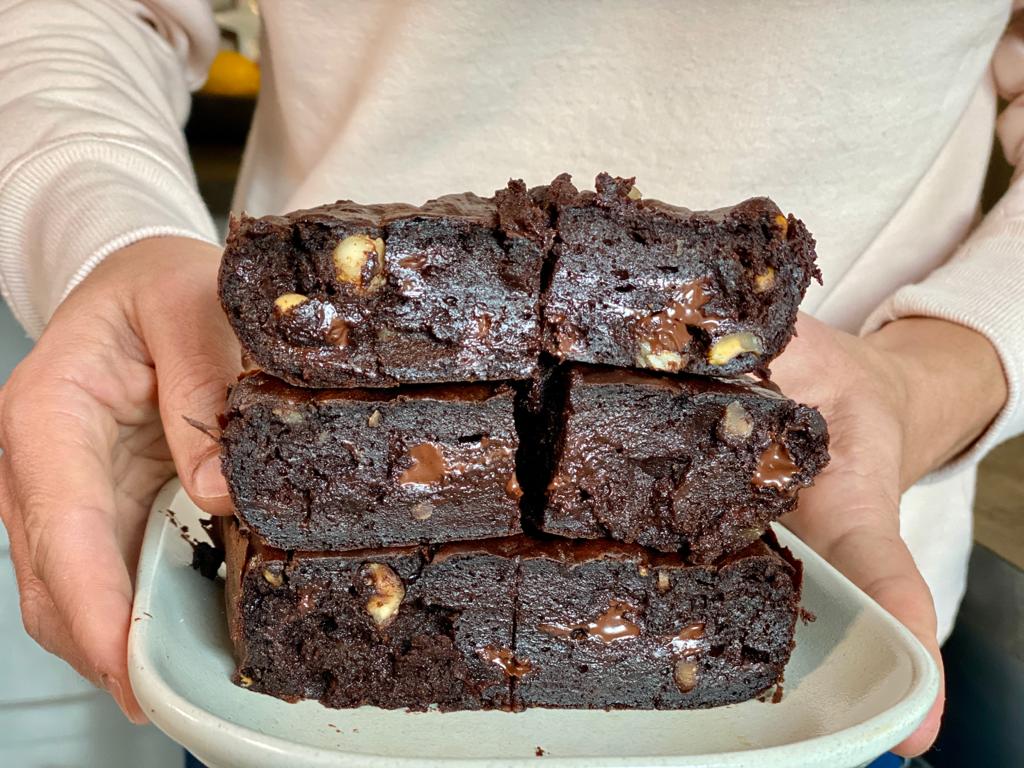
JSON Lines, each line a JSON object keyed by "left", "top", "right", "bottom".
{"left": 129, "top": 478, "right": 939, "bottom": 768}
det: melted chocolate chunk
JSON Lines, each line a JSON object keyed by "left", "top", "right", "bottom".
{"left": 669, "top": 622, "right": 707, "bottom": 658}
{"left": 752, "top": 442, "right": 800, "bottom": 491}
{"left": 538, "top": 600, "right": 641, "bottom": 644}
{"left": 398, "top": 253, "right": 427, "bottom": 270}
{"left": 634, "top": 279, "right": 720, "bottom": 362}
{"left": 325, "top": 317, "right": 349, "bottom": 346}
{"left": 478, "top": 645, "right": 533, "bottom": 678}
{"left": 399, "top": 443, "right": 447, "bottom": 486}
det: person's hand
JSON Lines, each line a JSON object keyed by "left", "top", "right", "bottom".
{"left": 0, "top": 237, "right": 237, "bottom": 722}
{"left": 771, "top": 312, "right": 1007, "bottom": 756}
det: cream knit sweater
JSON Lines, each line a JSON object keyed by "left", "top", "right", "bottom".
{"left": 1, "top": 0, "right": 1022, "bottom": 640}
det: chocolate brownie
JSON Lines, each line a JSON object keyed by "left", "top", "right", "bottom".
{"left": 220, "top": 372, "right": 522, "bottom": 551}
{"left": 219, "top": 181, "right": 549, "bottom": 388}
{"left": 224, "top": 520, "right": 800, "bottom": 711}
{"left": 220, "top": 174, "right": 817, "bottom": 387}
{"left": 540, "top": 173, "right": 819, "bottom": 377}
{"left": 222, "top": 519, "right": 517, "bottom": 710}
{"left": 537, "top": 365, "right": 829, "bottom": 561}
{"left": 511, "top": 532, "right": 801, "bottom": 709}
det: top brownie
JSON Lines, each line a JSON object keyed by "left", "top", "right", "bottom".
{"left": 219, "top": 174, "right": 818, "bottom": 387}
{"left": 219, "top": 181, "right": 550, "bottom": 388}
{"left": 540, "top": 173, "right": 819, "bottom": 378}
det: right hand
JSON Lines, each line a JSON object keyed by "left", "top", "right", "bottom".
{"left": 0, "top": 237, "right": 239, "bottom": 721}
{"left": 772, "top": 313, "right": 1005, "bottom": 756}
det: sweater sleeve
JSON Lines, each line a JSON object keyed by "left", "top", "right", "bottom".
{"left": 861, "top": 7, "right": 1024, "bottom": 475}
{"left": 0, "top": 0, "right": 219, "bottom": 338}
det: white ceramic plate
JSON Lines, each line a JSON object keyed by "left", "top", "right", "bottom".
{"left": 129, "top": 479, "right": 938, "bottom": 768}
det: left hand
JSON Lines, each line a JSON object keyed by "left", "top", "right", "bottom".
{"left": 771, "top": 312, "right": 1007, "bottom": 756}
{"left": 0, "top": 238, "right": 238, "bottom": 722}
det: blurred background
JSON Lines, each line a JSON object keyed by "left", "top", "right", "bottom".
{"left": 0, "top": 2, "right": 1021, "bottom": 766}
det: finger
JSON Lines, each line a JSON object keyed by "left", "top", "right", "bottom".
{"left": 817, "top": 516, "right": 943, "bottom": 756}
{"left": 821, "top": 523, "right": 943, "bottom": 756}
{"left": 785, "top": 473, "right": 944, "bottom": 757}
{"left": 0, "top": 468, "right": 148, "bottom": 723}
{"left": 1, "top": 383, "right": 147, "bottom": 723}
{"left": 0, "top": 466, "right": 85, "bottom": 672}
{"left": 137, "top": 251, "right": 240, "bottom": 514}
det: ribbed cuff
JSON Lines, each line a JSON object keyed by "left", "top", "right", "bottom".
{"left": 0, "top": 135, "right": 217, "bottom": 337}
{"left": 861, "top": 228, "right": 1024, "bottom": 479}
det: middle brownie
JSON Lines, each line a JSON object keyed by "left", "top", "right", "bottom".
{"left": 221, "top": 372, "right": 523, "bottom": 550}
{"left": 538, "top": 365, "right": 830, "bottom": 562}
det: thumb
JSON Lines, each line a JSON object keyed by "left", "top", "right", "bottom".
{"left": 785, "top": 467, "right": 943, "bottom": 757}
{"left": 134, "top": 239, "right": 240, "bottom": 514}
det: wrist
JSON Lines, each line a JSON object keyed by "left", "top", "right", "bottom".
{"left": 101, "top": 235, "right": 221, "bottom": 278}
{"left": 865, "top": 317, "right": 1007, "bottom": 487}
{"left": 92, "top": 234, "right": 221, "bottom": 307}
{"left": 51, "top": 236, "right": 224, "bottom": 363}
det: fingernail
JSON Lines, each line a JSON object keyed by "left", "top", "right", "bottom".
{"left": 193, "top": 455, "right": 226, "bottom": 499}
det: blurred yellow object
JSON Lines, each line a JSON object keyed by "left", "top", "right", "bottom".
{"left": 203, "top": 50, "right": 260, "bottom": 97}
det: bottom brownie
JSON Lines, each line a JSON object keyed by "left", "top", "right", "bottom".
{"left": 223, "top": 520, "right": 801, "bottom": 711}
{"left": 222, "top": 518, "right": 517, "bottom": 710}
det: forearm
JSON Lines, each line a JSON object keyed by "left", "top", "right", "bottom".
{"left": 866, "top": 317, "right": 1008, "bottom": 489}
{"left": 855, "top": 19, "right": 1024, "bottom": 479}
{"left": 0, "top": 0, "right": 218, "bottom": 336}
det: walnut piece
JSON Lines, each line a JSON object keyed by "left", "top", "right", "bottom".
{"left": 753, "top": 267, "right": 775, "bottom": 293}
{"left": 411, "top": 502, "right": 433, "bottom": 521}
{"left": 271, "top": 407, "right": 304, "bottom": 426}
{"left": 721, "top": 401, "right": 754, "bottom": 440}
{"left": 274, "top": 292, "right": 308, "bottom": 314}
{"left": 362, "top": 562, "right": 405, "bottom": 626}
{"left": 333, "top": 234, "right": 386, "bottom": 292}
{"left": 637, "top": 340, "right": 685, "bottom": 372}
{"left": 707, "top": 332, "right": 764, "bottom": 366}
{"left": 261, "top": 566, "right": 284, "bottom": 588}
{"left": 674, "top": 659, "right": 698, "bottom": 692}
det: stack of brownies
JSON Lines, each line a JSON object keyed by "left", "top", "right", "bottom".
{"left": 215, "top": 173, "right": 830, "bottom": 712}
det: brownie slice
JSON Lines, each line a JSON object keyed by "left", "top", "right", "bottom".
{"left": 219, "top": 181, "right": 549, "bottom": 388}
{"left": 540, "top": 173, "right": 819, "bottom": 377}
{"left": 538, "top": 365, "right": 829, "bottom": 562}
{"left": 220, "top": 173, "right": 817, "bottom": 387}
{"left": 221, "top": 373, "right": 522, "bottom": 551}
{"left": 512, "top": 532, "right": 801, "bottom": 710}
{"left": 223, "top": 520, "right": 517, "bottom": 710}
{"left": 224, "top": 522, "right": 800, "bottom": 711}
